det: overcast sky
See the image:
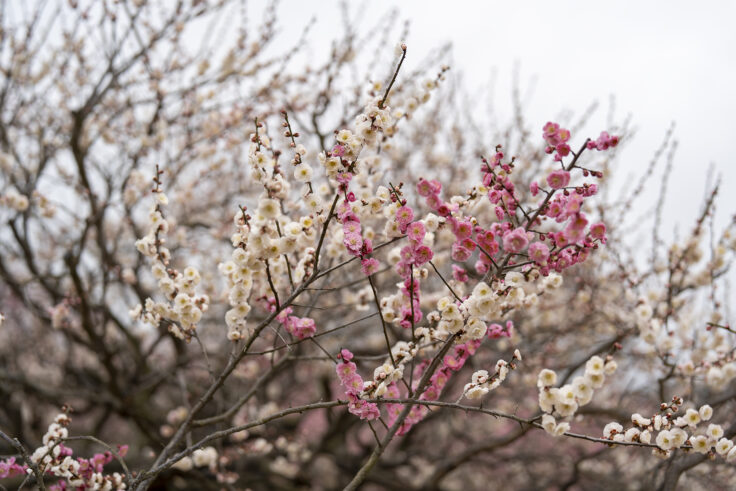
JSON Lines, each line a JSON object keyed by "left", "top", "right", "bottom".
{"left": 261, "top": 0, "right": 735, "bottom": 240}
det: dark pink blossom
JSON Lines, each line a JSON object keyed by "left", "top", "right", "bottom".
{"left": 502, "top": 227, "right": 529, "bottom": 253}
{"left": 416, "top": 178, "right": 433, "bottom": 197}
{"left": 413, "top": 245, "right": 434, "bottom": 266}
{"left": 453, "top": 220, "right": 473, "bottom": 239}
{"left": 488, "top": 321, "right": 513, "bottom": 339}
{"left": 451, "top": 243, "right": 472, "bottom": 262}
{"left": 452, "top": 265, "right": 468, "bottom": 282}
{"left": 361, "top": 257, "right": 380, "bottom": 275}
{"left": 396, "top": 206, "right": 414, "bottom": 230}
{"left": 331, "top": 143, "right": 346, "bottom": 157}
{"left": 547, "top": 169, "right": 571, "bottom": 189}
{"left": 590, "top": 221, "right": 607, "bottom": 240}
{"left": 528, "top": 241, "right": 550, "bottom": 264}
{"left": 406, "top": 221, "right": 426, "bottom": 243}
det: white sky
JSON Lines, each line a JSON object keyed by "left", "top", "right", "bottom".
{"left": 266, "top": 0, "right": 736, "bottom": 239}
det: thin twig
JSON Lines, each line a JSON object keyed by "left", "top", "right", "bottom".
{"left": 379, "top": 44, "right": 407, "bottom": 109}
{"left": 429, "top": 260, "right": 461, "bottom": 302}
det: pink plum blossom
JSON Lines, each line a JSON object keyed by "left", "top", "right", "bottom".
{"left": 361, "top": 257, "right": 380, "bottom": 275}
{"left": 547, "top": 169, "right": 571, "bottom": 189}
{"left": 502, "top": 228, "right": 529, "bottom": 253}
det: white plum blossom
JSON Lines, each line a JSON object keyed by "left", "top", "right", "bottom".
{"left": 603, "top": 422, "right": 623, "bottom": 439}
{"left": 538, "top": 369, "right": 557, "bottom": 388}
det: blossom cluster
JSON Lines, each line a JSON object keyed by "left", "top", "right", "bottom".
{"left": 323, "top": 93, "right": 406, "bottom": 275}
{"left": 335, "top": 349, "right": 380, "bottom": 420}
{"left": 587, "top": 130, "right": 620, "bottom": 151}
{"left": 171, "top": 446, "right": 218, "bottom": 473}
{"left": 326, "top": 66, "right": 446, "bottom": 278}
{"left": 132, "top": 187, "right": 209, "bottom": 340}
{"left": 0, "top": 185, "right": 55, "bottom": 217}
{"left": 273, "top": 305, "right": 316, "bottom": 340}
{"left": 13, "top": 2, "right": 734, "bottom": 488}
{"left": 537, "top": 354, "right": 618, "bottom": 435}
{"left": 0, "top": 413, "right": 128, "bottom": 490}
{"left": 361, "top": 341, "right": 417, "bottom": 398}
{"left": 1, "top": 188, "right": 30, "bottom": 212}
{"left": 328, "top": 122, "right": 618, "bottom": 439}
{"left": 601, "top": 398, "right": 736, "bottom": 460}
{"left": 463, "top": 349, "right": 522, "bottom": 399}
{"left": 386, "top": 339, "right": 483, "bottom": 435}
{"left": 628, "top": 228, "right": 736, "bottom": 391}
{"left": 218, "top": 140, "right": 321, "bottom": 340}
{"left": 428, "top": 271, "right": 560, "bottom": 343}
{"left": 542, "top": 122, "right": 573, "bottom": 161}
{"left": 481, "top": 136, "right": 611, "bottom": 279}
{"left": 333, "top": 174, "right": 381, "bottom": 277}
